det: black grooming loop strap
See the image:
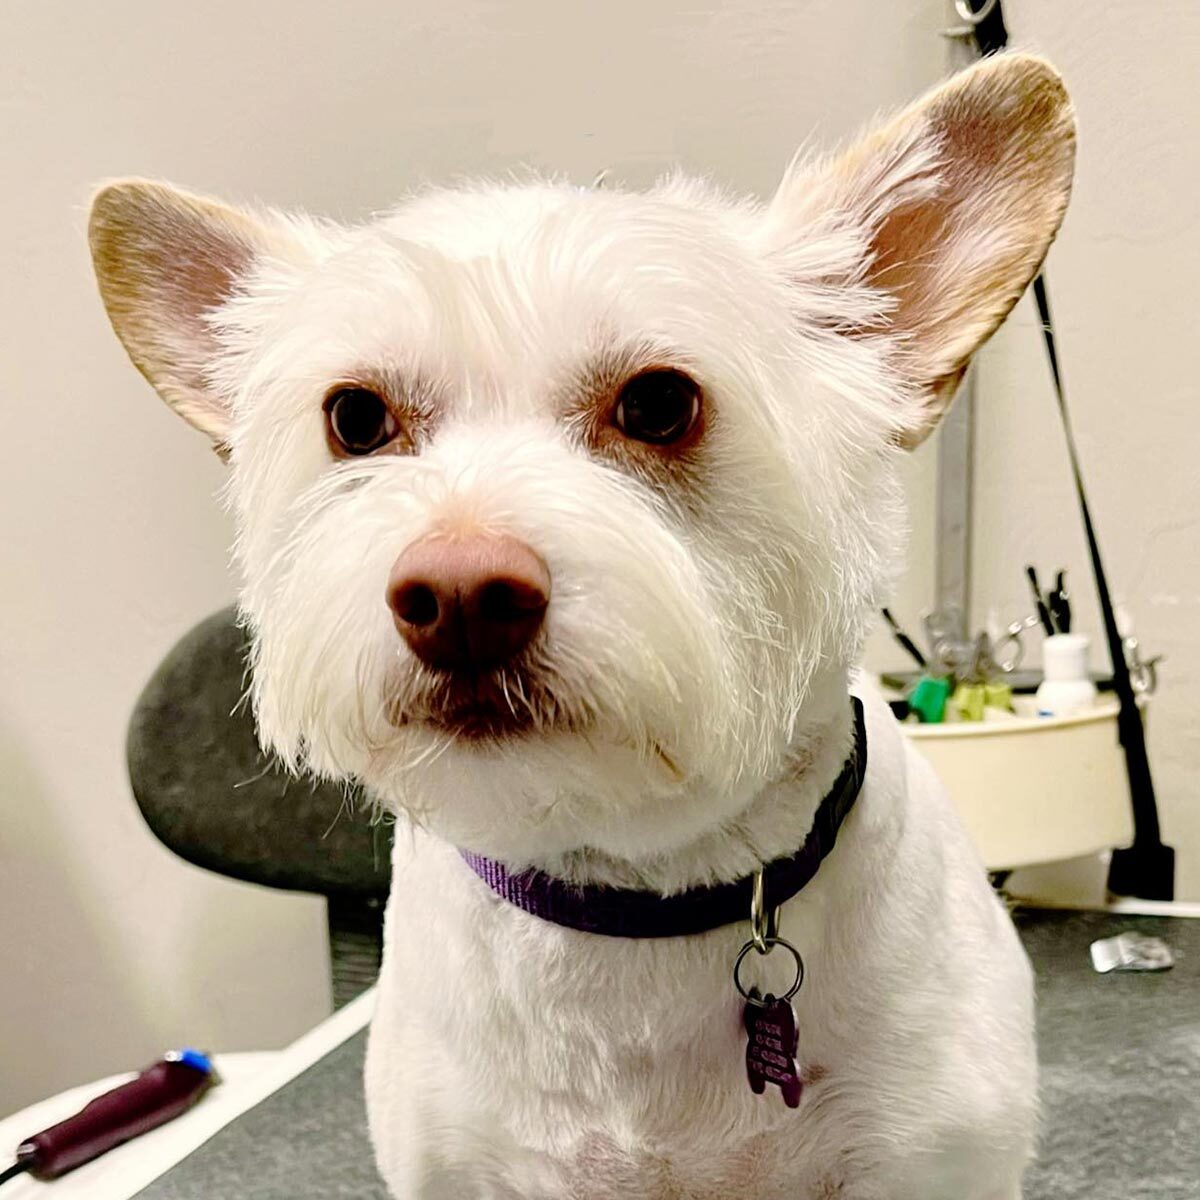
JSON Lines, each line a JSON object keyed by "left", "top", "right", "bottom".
{"left": 1031, "top": 278, "right": 1173, "bottom": 899}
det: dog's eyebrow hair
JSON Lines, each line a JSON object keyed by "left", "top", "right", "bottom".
{"left": 334, "top": 363, "right": 442, "bottom": 417}
{"left": 566, "top": 337, "right": 683, "bottom": 404}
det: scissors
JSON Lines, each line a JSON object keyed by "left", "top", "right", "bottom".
{"left": 924, "top": 608, "right": 1037, "bottom": 682}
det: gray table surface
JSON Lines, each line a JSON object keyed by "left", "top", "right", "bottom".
{"left": 135, "top": 908, "right": 1200, "bottom": 1200}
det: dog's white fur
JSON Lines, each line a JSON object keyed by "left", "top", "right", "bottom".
{"left": 90, "top": 53, "right": 1074, "bottom": 1199}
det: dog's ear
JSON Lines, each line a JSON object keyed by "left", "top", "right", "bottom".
{"left": 88, "top": 180, "right": 301, "bottom": 456}
{"left": 763, "top": 53, "right": 1075, "bottom": 447}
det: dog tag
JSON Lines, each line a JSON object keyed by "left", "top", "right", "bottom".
{"left": 743, "top": 988, "right": 802, "bottom": 1108}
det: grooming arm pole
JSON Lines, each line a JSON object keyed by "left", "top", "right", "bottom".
{"left": 1031, "top": 277, "right": 1174, "bottom": 900}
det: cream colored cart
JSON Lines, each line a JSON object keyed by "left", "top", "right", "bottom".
{"left": 901, "top": 696, "right": 1139, "bottom": 871}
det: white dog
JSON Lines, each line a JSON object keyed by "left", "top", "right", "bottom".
{"left": 90, "top": 52, "right": 1074, "bottom": 1199}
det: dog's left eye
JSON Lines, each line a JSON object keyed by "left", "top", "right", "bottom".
{"left": 613, "top": 369, "right": 701, "bottom": 446}
{"left": 324, "top": 387, "right": 399, "bottom": 455}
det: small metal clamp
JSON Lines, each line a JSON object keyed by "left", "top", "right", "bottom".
{"left": 750, "top": 869, "right": 780, "bottom": 954}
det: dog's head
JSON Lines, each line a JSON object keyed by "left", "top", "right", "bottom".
{"left": 89, "top": 55, "right": 1073, "bottom": 865}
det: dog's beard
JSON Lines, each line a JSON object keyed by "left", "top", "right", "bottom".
{"left": 360, "top": 710, "right": 760, "bottom": 868}
{"left": 249, "top": 603, "right": 792, "bottom": 864}
{"left": 349, "top": 645, "right": 710, "bottom": 860}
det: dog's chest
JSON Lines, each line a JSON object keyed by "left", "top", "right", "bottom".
{"left": 370, "top": 831, "right": 859, "bottom": 1196}
{"left": 557, "top": 1128, "right": 844, "bottom": 1200}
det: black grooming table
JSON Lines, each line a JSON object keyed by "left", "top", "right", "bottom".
{"left": 134, "top": 909, "right": 1200, "bottom": 1200}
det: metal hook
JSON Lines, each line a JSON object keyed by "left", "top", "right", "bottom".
{"left": 942, "top": 0, "right": 998, "bottom": 40}
{"left": 1124, "top": 635, "right": 1162, "bottom": 695}
{"left": 953, "top": 0, "right": 998, "bottom": 25}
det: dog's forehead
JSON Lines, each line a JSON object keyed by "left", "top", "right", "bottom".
{"left": 376, "top": 182, "right": 585, "bottom": 260}
{"left": 286, "top": 182, "right": 770, "bottom": 392}
{"left": 377, "top": 180, "right": 752, "bottom": 261}
{"left": 271, "top": 178, "right": 772, "bottom": 403}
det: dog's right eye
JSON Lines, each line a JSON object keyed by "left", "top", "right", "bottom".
{"left": 613, "top": 369, "right": 701, "bottom": 446}
{"left": 324, "top": 387, "right": 399, "bottom": 456}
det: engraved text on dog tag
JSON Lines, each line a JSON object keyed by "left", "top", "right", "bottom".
{"left": 743, "top": 988, "right": 802, "bottom": 1107}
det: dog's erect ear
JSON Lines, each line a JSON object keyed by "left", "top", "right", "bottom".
{"left": 88, "top": 180, "right": 299, "bottom": 455}
{"left": 763, "top": 53, "right": 1075, "bottom": 446}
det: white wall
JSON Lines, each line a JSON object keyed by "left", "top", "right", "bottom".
{"left": 8, "top": 0, "right": 1192, "bottom": 1123}
{"left": 1, "top": 0, "right": 946, "bottom": 1117}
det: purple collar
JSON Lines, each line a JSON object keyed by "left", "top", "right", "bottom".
{"left": 461, "top": 697, "right": 867, "bottom": 939}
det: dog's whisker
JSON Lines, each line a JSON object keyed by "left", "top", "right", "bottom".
{"left": 498, "top": 670, "right": 518, "bottom": 719}
{"left": 652, "top": 742, "right": 684, "bottom": 782}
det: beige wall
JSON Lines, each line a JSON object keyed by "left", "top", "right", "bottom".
{"left": 4, "top": 0, "right": 1194, "bottom": 1121}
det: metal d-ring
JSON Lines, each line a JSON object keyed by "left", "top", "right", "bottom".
{"left": 734, "top": 936, "right": 805, "bottom": 1007}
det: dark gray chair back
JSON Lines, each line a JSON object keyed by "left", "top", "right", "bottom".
{"left": 127, "top": 607, "right": 392, "bottom": 1007}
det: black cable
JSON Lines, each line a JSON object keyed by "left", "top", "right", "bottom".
{"left": 1031, "top": 274, "right": 1173, "bottom": 898}
{"left": 881, "top": 607, "right": 928, "bottom": 668}
{"left": 0, "top": 1160, "right": 31, "bottom": 1187}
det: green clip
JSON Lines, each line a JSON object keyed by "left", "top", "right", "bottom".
{"left": 908, "top": 675, "right": 951, "bottom": 724}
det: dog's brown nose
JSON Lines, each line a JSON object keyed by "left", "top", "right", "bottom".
{"left": 386, "top": 534, "right": 550, "bottom": 672}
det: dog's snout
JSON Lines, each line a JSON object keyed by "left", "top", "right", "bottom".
{"left": 386, "top": 534, "right": 550, "bottom": 672}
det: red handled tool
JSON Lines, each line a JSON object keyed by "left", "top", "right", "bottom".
{"left": 0, "top": 1050, "right": 217, "bottom": 1186}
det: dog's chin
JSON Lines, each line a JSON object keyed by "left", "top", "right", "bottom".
{"left": 398, "top": 707, "right": 543, "bottom": 743}
{"left": 368, "top": 667, "right": 765, "bottom": 865}
{"left": 367, "top": 683, "right": 706, "bottom": 862}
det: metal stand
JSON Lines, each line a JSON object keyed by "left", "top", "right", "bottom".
{"left": 934, "top": 366, "right": 975, "bottom": 628}
{"left": 327, "top": 895, "right": 385, "bottom": 1009}
{"left": 934, "top": 6, "right": 986, "bottom": 627}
